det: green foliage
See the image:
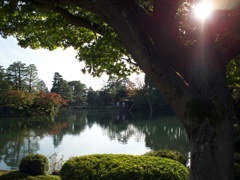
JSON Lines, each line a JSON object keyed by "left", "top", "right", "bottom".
{"left": 86, "top": 88, "right": 102, "bottom": 106}
{"left": 60, "top": 154, "right": 189, "bottom": 180}
{"left": 6, "top": 61, "right": 28, "bottom": 91}
{"left": 68, "top": 81, "right": 87, "bottom": 106}
{"left": 5, "top": 90, "right": 34, "bottom": 111}
{"left": 19, "top": 154, "right": 49, "bottom": 176}
{"left": 0, "top": 170, "right": 60, "bottom": 180}
{"left": 78, "top": 30, "right": 139, "bottom": 77}
{"left": 144, "top": 149, "right": 187, "bottom": 166}
{"left": 1, "top": 90, "right": 67, "bottom": 116}
{"left": 0, "top": 1, "right": 139, "bottom": 77}
{"left": 132, "top": 76, "right": 170, "bottom": 110}
{"left": 0, "top": 66, "right": 12, "bottom": 105}
{"left": 226, "top": 56, "right": 240, "bottom": 89}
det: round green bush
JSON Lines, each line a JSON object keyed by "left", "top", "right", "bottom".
{"left": 144, "top": 149, "right": 187, "bottom": 166}
{"left": 60, "top": 154, "right": 189, "bottom": 180}
{"left": 19, "top": 154, "right": 49, "bottom": 176}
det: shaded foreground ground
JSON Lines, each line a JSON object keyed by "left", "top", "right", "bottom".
{"left": 0, "top": 170, "right": 60, "bottom": 180}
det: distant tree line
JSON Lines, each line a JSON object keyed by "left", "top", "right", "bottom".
{"left": 0, "top": 61, "right": 65, "bottom": 116}
{"left": 2, "top": 58, "right": 240, "bottom": 117}
{"left": 0, "top": 61, "right": 172, "bottom": 116}
{"left": 50, "top": 71, "right": 171, "bottom": 111}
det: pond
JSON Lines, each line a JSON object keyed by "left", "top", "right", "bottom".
{"left": 0, "top": 109, "right": 189, "bottom": 170}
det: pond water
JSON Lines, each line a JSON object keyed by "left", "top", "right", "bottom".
{"left": 0, "top": 109, "right": 189, "bottom": 170}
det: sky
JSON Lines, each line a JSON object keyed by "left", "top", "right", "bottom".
{"left": 0, "top": 36, "right": 143, "bottom": 91}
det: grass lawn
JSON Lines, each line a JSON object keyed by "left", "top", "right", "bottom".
{"left": 0, "top": 170, "right": 60, "bottom": 180}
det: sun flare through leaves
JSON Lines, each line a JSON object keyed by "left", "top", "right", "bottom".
{"left": 193, "top": 1, "right": 213, "bottom": 21}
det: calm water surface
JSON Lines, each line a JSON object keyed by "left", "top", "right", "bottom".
{"left": 0, "top": 109, "right": 189, "bottom": 170}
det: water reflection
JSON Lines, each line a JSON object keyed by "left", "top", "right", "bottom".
{"left": 0, "top": 109, "right": 188, "bottom": 170}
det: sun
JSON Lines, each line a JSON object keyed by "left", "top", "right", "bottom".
{"left": 193, "top": 1, "right": 213, "bottom": 21}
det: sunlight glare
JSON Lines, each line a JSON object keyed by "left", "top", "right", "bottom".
{"left": 194, "top": 1, "right": 213, "bottom": 21}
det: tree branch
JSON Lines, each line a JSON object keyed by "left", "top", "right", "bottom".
{"left": 148, "top": 0, "right": 189, "bottom": 77}
{"left": 28, "top": 0, "right": 104, "bottom": 35}
{"left": 51, "top": 6, "right": 105, "bottom": 35}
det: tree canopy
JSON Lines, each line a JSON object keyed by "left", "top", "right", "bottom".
{"left": 1, "top": 0, "right": 240, "bottom": 179}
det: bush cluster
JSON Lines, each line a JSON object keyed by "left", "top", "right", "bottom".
{"left": 60, "top": 154, "right": 189, "bottom": 180}
{"left": 19, "top": 154, "right": 49, "bottom": 176}
{"left": 144, "top": 149, "right": 187, "bottom": 166}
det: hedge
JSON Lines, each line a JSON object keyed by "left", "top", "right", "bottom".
{"left": 144, "top": 149, "right": 187, "bottom": 166}
{"left": 19, "top": 154, "right": 49, "bottom": 176}
{"left": 60, "top": 154, "right": 189, "bottom": 180}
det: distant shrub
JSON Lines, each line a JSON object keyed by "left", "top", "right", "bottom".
{"left": 19, "top": 154, "right": 49, "bottom": 176}
{"left": 144, "top": 149, "right": 187, "bottom": 166}
{"left": 60, "top": 154, "right": 189, "bottom": 180}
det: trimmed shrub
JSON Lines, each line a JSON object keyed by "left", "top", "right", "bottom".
{"left": 60, "top": 154, "right": 189, "bottom": 180}
{"left": 144, "top": 149, "right": 187, "bottom": 166}
{"left": 19, "top": 154, "right": 49, "bottom": 176}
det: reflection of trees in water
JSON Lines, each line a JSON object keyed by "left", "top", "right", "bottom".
{"left": 131, "top": 114, "right": 189, "bottom": 155}
{"left": 0, "top": 116, "right": 60, "bottom": 168}
{"left": 49, "top": 109, "right": 87, "bottom": 147}
{"left": 0, "top": 109, "right": 189, "bottom": 170}
{"left": 0, "top": 121, "right": 41, "bottom": 170}
{"left": 84, "top": 109, "right": 188, "bottom": 154}
{"left": 3, "top": 134, "right": 40, "bottom": 169}
{"left": 103, "top": 124, "right": 145, "bottom": 144}
{"left": 85, "top": 109, "right": 144, "bottom": 144}
{"left": 0, "top": 109, "right": 88, "bottom": 169}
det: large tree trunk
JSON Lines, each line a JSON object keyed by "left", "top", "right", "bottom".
{"left": 94, "top": 2, "right": 235, "bottom": 179}
{"left": 183, "top": 46, "right": 235, "bottom": 179}
{"left": 188, "top": 114, "right": 234, "bottom": 179}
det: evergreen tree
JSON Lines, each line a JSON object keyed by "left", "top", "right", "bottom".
{"left": 36, "top": 80, "right": 48, "bottom": 92}
{"left": 0, "top": 66, "right": 12, "bottom": 106}
{"left": 59, "top": 80, "right": 72, "bottom": 102}
{"left": 51, "top": 72, "right": 72, "bottom": 101}
{"left": 87, "top": 88, "right": 101, "bottom": 106}
{"left": 26, "top": 64, "right": 39, "bottom": 92}
{"left": 7, "top": 61, "right": 28, "bottom": 90}
{"left": 68, "top": 81, "right": 87, "bottom": 106}
{"left": 51, "top": 72, "right": 63, "bottom": 94}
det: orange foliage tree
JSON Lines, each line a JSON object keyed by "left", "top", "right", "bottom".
{"left": 34, "top": 92, "right": 68, "bottom": 115}
{"left": 3, "top": 91, "right": 67, "bottom": 116}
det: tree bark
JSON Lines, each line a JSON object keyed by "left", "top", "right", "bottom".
{"left": 99, "top": 3, "right": 235, "bottom": 178}
{"left": 183, "top": 44, "right": 235, "bottom": 179}
{"left": 188, "top": 115, "right": 234, "bottom": 180}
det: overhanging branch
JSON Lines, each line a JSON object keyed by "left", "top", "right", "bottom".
{"left": 28, "top": 0, "right": 104, "bottom": 35}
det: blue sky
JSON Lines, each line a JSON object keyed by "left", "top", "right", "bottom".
{"left": 0, "top": 36, "right": 109, "bottom": 90}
